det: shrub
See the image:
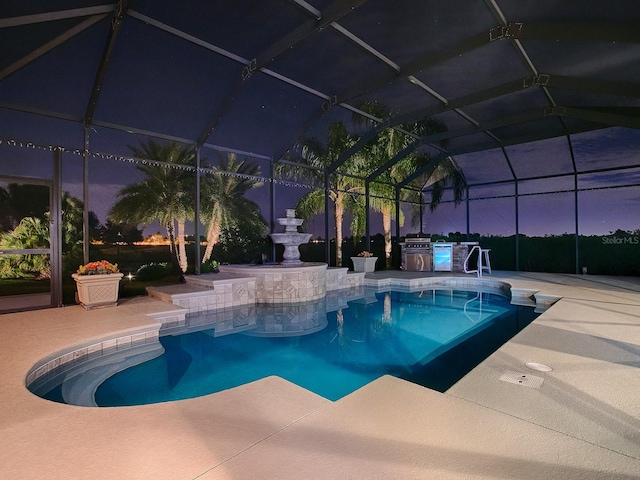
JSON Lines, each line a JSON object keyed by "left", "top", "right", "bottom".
{"left": 200, "top": 259, "right": 219, "bottom": 273}
{"left": 134, "top": 262, "right": 174, "bottom": 281}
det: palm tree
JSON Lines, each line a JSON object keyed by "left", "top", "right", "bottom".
{"left": 406, "top": 153, "right": 467, "bottom": 228}
{"left": 353, "top": 101, "right": 465, "bottom": 266}
{"left": 108, "top": 140, "right": 196, "bottom": 272}
{"left": 282, "top": 122, "right": 366, "bottom": 266}
{"left": 199, "top": 153, "right": 267, "bottom": 263}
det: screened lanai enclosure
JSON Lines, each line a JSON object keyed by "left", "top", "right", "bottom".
{"left": 1, "top": 0, "right": 640, "bottom": 310}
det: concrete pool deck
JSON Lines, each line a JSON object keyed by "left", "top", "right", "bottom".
{"left": 0, "top": 271, "right": 639, "bottom": 479}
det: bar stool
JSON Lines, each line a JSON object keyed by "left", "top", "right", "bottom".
{"left": 479, "top": 248, "right": 491, "bottom": 276}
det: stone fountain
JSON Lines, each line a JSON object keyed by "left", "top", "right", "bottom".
{"left": 176, "top": 209, "right": 364, "bottom": 306}
{"left": 270, "top": 209, "right": 312, "bottom": 265}
{"left": 207, "top": 208, "right": 328, "bottom": 304}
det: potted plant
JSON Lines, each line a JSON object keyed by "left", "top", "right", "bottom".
{"left": 351, "top": 251, "right": 378, "bottom": 273}
{"left": 71, "top": 260, "right": 124, "bottom": 310}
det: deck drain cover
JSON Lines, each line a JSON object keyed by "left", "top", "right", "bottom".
{"left": 499, "top": 370, "right": 544, "bottom": 389}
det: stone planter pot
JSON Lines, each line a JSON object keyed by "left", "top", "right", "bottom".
{"left": 71, "top": 273, "right": 123, "bottom": 310}
{"left": 351, "top": 257, "right": 377, "bottom": 273}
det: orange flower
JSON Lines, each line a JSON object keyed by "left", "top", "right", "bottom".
{"left": 77, "top": 260, "right": 119, "bottom": 275}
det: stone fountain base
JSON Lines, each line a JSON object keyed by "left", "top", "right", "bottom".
{"left": 218, "top": 263, "right": 328, "bottom": 304}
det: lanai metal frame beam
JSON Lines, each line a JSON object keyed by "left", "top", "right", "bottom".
{"left": 84, "top": 0, "right": 131, "bottom": 126}
{"left": 326, "top": 73, "right": 640, "bottom": 177}
{"left": 195, "top": 0, "right": 371, "bottom": 147}
{"left": 0, "top": 15, "right": 107, "bottom": 81}
{"left": 366, "top": 102, "right": 640, "bottom": 184}
{"left": 394, "top": 106, "right": 627, "bottom": 191}
{"left": 0, "top": 6, "right": 114, "bottom": 28}
{"left": 322, "top": 0, "right": 640, "bottom": 180}
{"left": 364, "top": 108, "right": 552, "bottom": 182}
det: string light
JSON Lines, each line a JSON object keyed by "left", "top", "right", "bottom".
{"left": 0, "top": 137, "right": 317, "bottom": 189}
{"left": 5, "top": 137, "right": 638, "bottom": 196}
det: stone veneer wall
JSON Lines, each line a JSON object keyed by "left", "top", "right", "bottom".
{"left": 326, "top": 268, "right": 347, "bottom": 290}
{"left": 218, "top": 264, "right": 328, "bottom": 304}
{"left": 257, "top": 269, "right": 324, "bottom": 303}
{"left": 170, "top": 280, "right": 256, "bottom": 314}
{"left": 364, "top": 275, "right": 510, "bottom": 295}
{"left": 326, "top": 268, "right": 366, "bottom": 290}
{"left": 147, "top": 275, "right": 257, "bottom": 317}
{"left": 452, "top": 244, "right": 471, "bottom": 273}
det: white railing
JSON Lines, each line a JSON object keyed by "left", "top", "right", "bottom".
{"left": 464, "top": 246, "right": 492, "bottom": 277}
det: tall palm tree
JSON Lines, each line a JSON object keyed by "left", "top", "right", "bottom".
{"left": 406, "top": 153, "right": 467, "bottom": 228}
{"left": 282, "top": 122, "right": 366, "bottom": 266}
{"left": 200, "top": 153, "right": 267, "bottom": 263}
{"left": 109, "top": 140, "right": 196, "bottom": 272}
{"left": 353, "top": 101, "right": 465, "bottom": 266}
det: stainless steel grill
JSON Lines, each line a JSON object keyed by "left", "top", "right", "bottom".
{"left": 400, "top": 237, "right": 432, "bottom": 271}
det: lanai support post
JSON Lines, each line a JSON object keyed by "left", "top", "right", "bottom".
{"left": 52, "top": 149, "right": 63, "bottom": 307}
{"left": 395, "top": 186, "right": 401, "bottom": 269}
{"left": 194, "top": 147, "right": 201, "bottom": 274}
{"left": 567, "top": 135, "right": 580, "bottom": 274}
{"left": 270, "top": 160, "right": 276, "bottom": 263}
{"left": 82, "top": 127, "right": 90, "bottom": 265}
{"left": 324, "top": 170, "right": 331, "bottom": 265}
{"left": 365, "top": 180, "right": 371, "bottom": 251}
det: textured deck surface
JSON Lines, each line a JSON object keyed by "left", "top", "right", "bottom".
{"left": 1, "top": 272, "right": 639, "bottom": 479}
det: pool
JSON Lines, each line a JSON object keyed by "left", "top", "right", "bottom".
{"left": 37, "top": 288, "right": 537, "bottom": 406}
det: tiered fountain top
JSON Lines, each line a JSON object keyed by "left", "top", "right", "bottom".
{"left": 270, "top": 209, "right": 312, "bottom": 265}
{"left": 278, "top": 209, "right": 304, "bottom": 232}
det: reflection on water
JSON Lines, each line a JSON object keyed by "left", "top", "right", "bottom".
{"left": 178, "top": 299, "right": 330, "bottom": 338}
{"left": 245, "top": 299, "right": 328, "bottom": 337}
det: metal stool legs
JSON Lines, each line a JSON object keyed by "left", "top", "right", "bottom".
{"left": 479, "top": 248, "right": 491, "bottom": 276}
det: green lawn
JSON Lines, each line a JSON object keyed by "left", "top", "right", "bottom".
{"left": 0, "top": 278, "right": 50, "bottom": 296}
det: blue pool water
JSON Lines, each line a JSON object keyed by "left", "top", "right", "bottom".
{"left": 86, "top": 289, "right": 536, "bottom": 406}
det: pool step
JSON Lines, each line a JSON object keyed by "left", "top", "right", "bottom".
{"left": 511, "top": 288, "right": 561, "bottom": 312}
{"left": 147, "top": 275, "right": 256, "bottom": 315}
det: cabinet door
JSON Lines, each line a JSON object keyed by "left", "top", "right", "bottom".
{"left": 406, "top": 253, "right": 431, "bottom": 271}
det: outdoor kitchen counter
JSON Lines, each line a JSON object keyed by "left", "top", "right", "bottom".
{"left": 400, "top": 240, "right": 479, "bottom": 272}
